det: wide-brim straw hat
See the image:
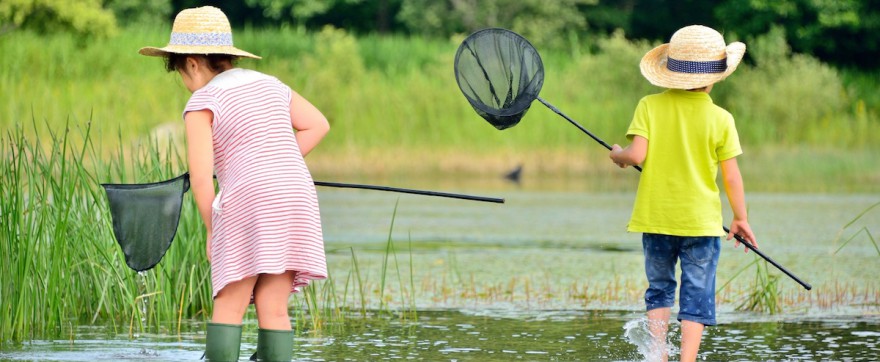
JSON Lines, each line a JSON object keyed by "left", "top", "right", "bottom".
{"left": 640, "top": 25, "right": 745, "bottom": 89}
{"left": 139, "top": 6, "right": 260, "bottom": 59}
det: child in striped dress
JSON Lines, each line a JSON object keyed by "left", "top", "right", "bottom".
{"left": 139, "top": 6, "right": 329, "bottom": 361}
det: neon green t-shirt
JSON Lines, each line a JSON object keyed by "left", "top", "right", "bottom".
{"left": 625, "top": 89, "right": 742, "bottom": 236}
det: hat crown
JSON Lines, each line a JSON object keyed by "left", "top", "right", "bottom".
{"left": 138, "top": 6, "right": 260, "bottom": 59}
{"left": 172, "top": 6, "right": 231, "bottom": 34}
{"left": 666, "top": 25, "right": 727, "bottom": 62}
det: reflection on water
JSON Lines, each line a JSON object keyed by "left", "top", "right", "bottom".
{"left": 1, "top": 311, "right": 878, "bottom": 361}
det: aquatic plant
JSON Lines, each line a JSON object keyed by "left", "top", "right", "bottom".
{"left": 833, "top": 201, "right": 880, "bottom": 256}
{"left": 734, "top": 260, "right": 781, "bottom": 314}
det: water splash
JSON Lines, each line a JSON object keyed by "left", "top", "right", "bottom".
{"left": 623, "top": 318, "right": 681, "bottom": 362}
{"left": 623, "top": 318, "right": 656, "bottom": 361}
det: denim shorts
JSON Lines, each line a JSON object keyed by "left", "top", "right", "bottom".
{"left": 642, "top": 233, "right": 720, "bottom": 326}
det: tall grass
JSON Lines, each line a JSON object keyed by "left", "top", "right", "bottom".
{"left": 2, "top": 26, "right": 877, "bottom": 156}
{"left": 0, "top": 122, "right": 424, "bottom": 343}
{"left": 733, "top": 260, "right": 781, "bottom": 314}
{"left": 0, "top": 120, "right": 213, "bottom": 343}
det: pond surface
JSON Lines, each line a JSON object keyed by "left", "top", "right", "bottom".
{"left": 3, "top": 176, "right": 879, "bottom": 361}
{"left": 317, "top": 177, "right": 879, "bottom": 312}
{"left": 1, "top": 310, "right": 878, "bottom": 361}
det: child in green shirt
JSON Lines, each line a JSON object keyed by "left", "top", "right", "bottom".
{"left": 610, "top": 25, "right": 758, "bottom": 362}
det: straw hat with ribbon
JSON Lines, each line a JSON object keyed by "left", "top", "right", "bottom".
{"left": 139, "top": 6, "right": 260, "bottom": 59}
{"left": 640, "top": 25, "right": 745, "bottom": 90}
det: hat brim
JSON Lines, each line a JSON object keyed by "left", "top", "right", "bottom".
{"left": 139, "top": 45, "right": 261, "bottom": 59}
{"left": 640, "top": 42, "right": 745, "bottom": 89}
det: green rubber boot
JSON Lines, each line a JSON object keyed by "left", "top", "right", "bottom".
{"left": 252, "top": 328, "right": 294, "bottom": 362}
{"left": 204, "top": 322, "right": 242, "bottom": 361}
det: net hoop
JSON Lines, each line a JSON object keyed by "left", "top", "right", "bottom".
{"left": 454, "top": 28, "right": 545, "bottom": 130}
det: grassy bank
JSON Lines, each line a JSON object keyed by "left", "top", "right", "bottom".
{"left": 2, "top": 27, "right": 878, "bottom": 153}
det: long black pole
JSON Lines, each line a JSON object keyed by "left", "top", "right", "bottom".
{"left": 535, "top": 97, "right": 812, "bottom": 290}
{"left": 314, "top": 181, "right": 504, "bottom": 204}
{"left": 194, "top": 173, "right": 504, "bottom": 203}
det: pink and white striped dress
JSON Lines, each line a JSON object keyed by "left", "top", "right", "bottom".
{"left": 183, "top": 68, "right": 326, "bottom": 298}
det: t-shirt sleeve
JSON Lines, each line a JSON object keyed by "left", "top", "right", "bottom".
{"left": 716, "top": 114, "right": 743, "bottom": 161}
{"left": 626, "top": 98, "right": 650, "bottom": 141}
{"left": 182, "top": 89, "right": 219, "bottom": 121}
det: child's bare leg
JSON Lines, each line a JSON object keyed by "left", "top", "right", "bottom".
{"left": 212, "top": 276, "right": 259, "bottom": 324}
{"left": 253, "top": 271, "right": 296, "bottom": 330}
{"left": 647, "top": 307, "right": 670, "bottom": 362}
{"left": 679, "top": 320, "right": 705, "bottom": 362}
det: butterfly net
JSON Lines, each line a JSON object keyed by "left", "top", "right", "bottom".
{"left": 454, "top": 28, "right": 545, "bottom": 130}
{"left": 101, "top": 173, "right": 189, "bottom": 272}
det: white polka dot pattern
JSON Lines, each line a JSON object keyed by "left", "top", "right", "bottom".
{"left": 666, "top": 57, "right": 727, "bottom": 74}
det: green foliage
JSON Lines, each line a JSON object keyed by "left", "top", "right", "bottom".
{"left": 0, "top": 27, "right": 877, "bottom": 157}
{"left": 104, "top": 0, "right": 172, "bottom": 26}
{"left": 244, "top": 0, "right": 366, "bottom": 23}
{"left": 715, "top": 0, "right": 880, "bottom": 69}
{"left": 0, "top": 0, "right": 116, "bottom": 37}
{"left": 69, "top": 0, "right": 876, "bottom": 70}
{"left": 397, "top": 0, "right": 595, "bottom": 47}
{"left": 714, "top": 27, "right": 852, "bottom": 146}
{"left": 298, "top": 26, "right": 366, "bottom": 95}
{"left": 548, "top": 31, "right": 656, "bottom": 144}
{"left": 625, "top": 0, "right": 719, "bottom": 42}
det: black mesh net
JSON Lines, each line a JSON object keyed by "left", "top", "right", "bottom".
{"left": 454, "top": 28, "right": 544, "bottom": 130}
{"left": 101, "top": 173, "right": 190, "bottom": 272}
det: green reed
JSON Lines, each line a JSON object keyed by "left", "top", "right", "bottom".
{"left": 376, "top": 202, "right": 418, "bottom": 320}
{"left": 0, "top": 119, "right": 433, "bottom": 343}
{"left": 0, "top": 122, "right": 335, "bottom": 343}
{"left": 0, "top": 119, "right": 212, "bottom": 343}
{"left": 734, "top": 260, "right": 782, "bottom": 314}
{"left": 833, "top": 201, "right": 880, "bottom": 256}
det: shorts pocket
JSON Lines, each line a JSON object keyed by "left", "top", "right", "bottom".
{"left": 682, "top": 237, "right": 718, "bottom": 265}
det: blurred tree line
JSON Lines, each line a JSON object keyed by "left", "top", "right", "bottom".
{"left": 2, "top": 0, "right": 878, "bottom": 69}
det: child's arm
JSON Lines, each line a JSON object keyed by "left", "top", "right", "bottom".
{"left": 720, "top": 157, "right": 757, "bottom": 251}
{"left": 185, "top": 109, "right": 216, "bottom": 259}
{"left": 609, "top": 135, "right": 647, "bottom": 168}
{"left": 290, "top": 90, "right": 330, "bottom": 157}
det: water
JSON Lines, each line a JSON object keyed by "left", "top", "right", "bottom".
{"left": 2, "top": 177, "right": 879, "bottom": 360}
{"left": 1, "top": 311, "right": 878, "bottom": 361}
{"left": 318, "top": 182, "right": 879, "bottom": 312}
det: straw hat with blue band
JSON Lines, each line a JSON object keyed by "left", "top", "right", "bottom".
{"left": 139, "top": 6, "right": 260, "bottom": 59}
{"left": 640, "top": 25, "right": 745, "bottom": 90}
